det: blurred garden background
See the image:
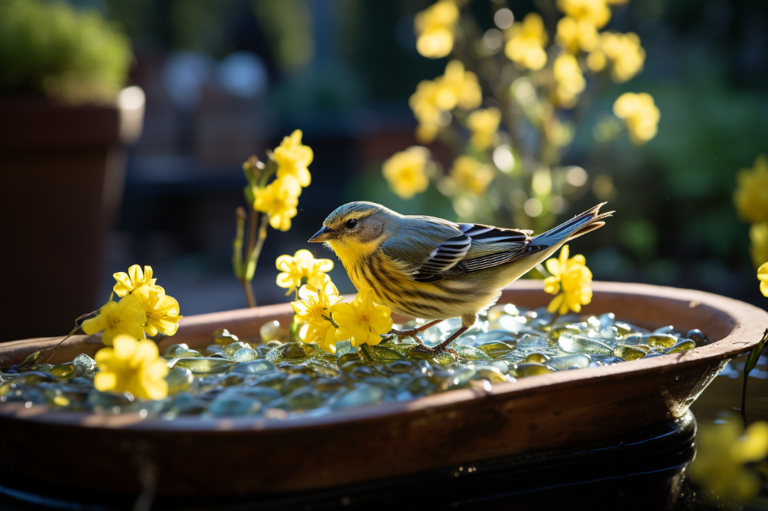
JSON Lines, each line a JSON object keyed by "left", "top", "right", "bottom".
{"left": 3, "top": 0, "right": 768, "bottom": 333}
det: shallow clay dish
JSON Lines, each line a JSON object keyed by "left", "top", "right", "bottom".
{"left": 0, "top": 281, "right": 765, "bottom": 495}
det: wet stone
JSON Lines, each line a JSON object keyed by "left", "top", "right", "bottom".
{"left": 647, "top": 334, "right": 678, "bottom": 349}
{"left": 231, "top": 360, "right": 276, "bottom": 374}
{"left": 614, "top": 345, "right": 647, "bottom": 361}
{"left": 686, "top": 329, "right": 708, "bottom": 346}
{"left": 165, "top": 367, "right": 193, "bottom": 395}
{"left": 173, "top": 357, "right": 234, "bottom": 374}
{"left": 558, "top": 335, "right": 613, "bottom": 355}
{"left": 665, "top": 340, "right": 696, "bottom": 354}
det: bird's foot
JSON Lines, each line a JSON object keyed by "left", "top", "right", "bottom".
{"left": 408, "top": 343, "right": 458, "bottom": 361}
{"left": 388, "top": 328, "right": 425, "bottom": 344}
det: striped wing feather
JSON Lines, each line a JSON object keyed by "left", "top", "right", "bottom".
{"left": 411, "top": 223, "right": 532, "bottom": 282}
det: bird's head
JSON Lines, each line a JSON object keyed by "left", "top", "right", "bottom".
{"left": 308, "top": 201, "right": 397, "bottom": 261}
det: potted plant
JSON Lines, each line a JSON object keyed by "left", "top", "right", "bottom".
{"left": 0, "top": 0, "right": 143, "bottom": 342}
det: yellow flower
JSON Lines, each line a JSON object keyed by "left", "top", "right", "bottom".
{"left": 292, "top": 276, "right": 342, "bottom": 353}
{"left": 599, "top": 31, "right": 645, "bottom": 82}
{"left": 132, "top": 284, "right": 182, "bottom": 337}
{"left": 436, "top": 60, "right": 482, "bottom": 111}
{"left": 414, "top": 0, "right": 459, "bottom": 59}
{"left": 751, "top": 223, "right": 768, "bottom": 269}
{"left": 382, "top": 146, "right": 431, "bottom": 199}
{"left": 276, "top": 249, "right": 334, "bottom": 295}
{"left": 689, "top": 415, "right": 768, "bottom": 505}
{"left": 113, "top": 265, "right": 157, "bottom": 297}
{"left": 466, "top": 107, "right": 501, "bottom": 150}
{"left": 332, "top": 288, "right": 393, "bottom": 347}
{"left": 253, "top": 176, "right": 301, "bottom": 231}
{"left": 408, "top": 61, "right": 482, "bottom": 143}
{"left": 544, "top": 244, "right": 593, "bottom": 315}
{"left": 734, "top": 155, "right": 768, "bottom": 224}
{"left": 274, "top": 129, "right": 313, "bottom": 188}
{"left": 82, "top": 295, "right": 147, "bottom": 346}
{"left": 504, "top": 13, "right": 548, "bottom": 70}
{"left": 557, "top": 0, "right": 611, "bottom": 30}
{"left": 94, "top": 334, "right": 169, "bottom": 400}
{"left": 759, "top": 262, "right": 768, "bottom": 297}
{"left": 451, "top": 156, "right": 494, "bottom": 196}
{"left": 613, "top": 92, "right": 660, "bottom": 145}
{"left": 556, "top": 16, "right": 600, "bottom": 53}
{"left": 552, "top": 53, "right": 586, "bottom": 109}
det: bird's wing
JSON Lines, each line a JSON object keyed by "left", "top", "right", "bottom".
{"left": 383, "top": 221, "right": 535, "bottom": 283}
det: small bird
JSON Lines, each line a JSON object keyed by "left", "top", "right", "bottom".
{"left": 308, "top": 202, "right": 612, "bottom": 356}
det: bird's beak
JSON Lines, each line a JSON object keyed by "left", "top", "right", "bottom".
{"left": 308, "top": 226, "right": 336, "bottom": 243}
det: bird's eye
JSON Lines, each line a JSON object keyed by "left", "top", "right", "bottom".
{"left": 346, "top": 218, "right": 358, "bottom": 229}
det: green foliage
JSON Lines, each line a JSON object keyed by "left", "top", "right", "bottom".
{"left": 0, "top": 0, "right": 132, "bottom": 103}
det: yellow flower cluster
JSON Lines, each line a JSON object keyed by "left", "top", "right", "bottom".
{"left": 759, "top": 263, "right": 768, "bottom": 297}
{"left": 612, "top": 92, "right": 660, "bottom": 145}
{"left": 285, "top": 251, "right": 393, "bottom": 353}
{"left": 382, "top": 146, "right": 432, "bottom": 199}
{"left": 94, "top": 334, "right": 169, "bottom": 400}
{"left": 504, "top": 13, "right": 548, "bottom": 71}
{"left": 251, "top": 130, "right": 312, "bottom": 231}
{"left": 414, "top": 0, "right": 459, "bottom": 59}
{"left": 689, "top": 415, "right": 768, "bottom": 505}
{"left": 83, "top": 264, "right": 182, "bottom": 346}
{"left": 467, "top": 107, "right": 502, "bottom": 150}
{"left": 276, "top": 249, "right": 334, "bottom": 295}
{"left": 409, "top": 60, "right": 482, "bottom": 143}
{"left": 587, "top": 31, "right": 645, "bottom": 83}
{"left": 552, "top": 53, "right": 586, "bottom": 109}
{"left": 543, "top": 245, "right": 593, "bottom": 315}
{"left": 751, "top": 224, "right": 768, "bottom": 270}
{"left": 450, "top": 156, "right": 494, "bottom": 196}
{"left": 734, "top": 154, "right": 768, "bottom": 224}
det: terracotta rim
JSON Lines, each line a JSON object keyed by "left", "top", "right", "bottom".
{"left": 1, "top": 281, "right": 765, "bottom": 431}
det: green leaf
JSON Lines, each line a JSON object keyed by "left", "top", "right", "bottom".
{"left": 745, "top": 329, "right": 768, "bottom": 376}
{"left": 18, "top": 351, "right": 40, "bottom": 369}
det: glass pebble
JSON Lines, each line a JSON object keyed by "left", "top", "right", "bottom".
{"left": 686, "top": 329, "right": 708, "bottom": 346}
{"left": 547, "top": 354, "right": 590, "bottom": 370}
{"left": 512, "top": 363, "right": 554, "bottom": 378}
{"left": 232, "top": 347, "right": 259, "bottom": 362}
{"left": 473, "top": 366, "right": 508, "bottom": 383}
{"left": 614, "top": 345, "right": 647, "bottom": 361}
{"left": 163, "top": 343, "right": 189, "bottom": 359}
{"left": 209, "top": 395, "right": 261, "bottom": 417}
{"left": 284, "top": 386, "right": 323, "bottom": 411}
{"left": 522, "top": 353, "right": 549, "bottom": 364}
{"left": 665, "top": 340, "right": 697, "bottom": 354}
{"left": 260, "top": 320, "right": 282, "bottom": 342}
{"left": 173, "top": 357, "right": 233, "bottom": 374}
{"left": 165, "top": 367, "right": 193, "bottom": 395}
{"left": 646, "top": 334, "right": 678, "bottom": 349}
{"left": 476, "top": 341, "right": 515, "bottom": 357}
{"left": 50, "top": 363, "right": 76, "bottom": 381}
{"left": 558, "top": 335, "right": 613, "bottom": 355}
{"left": 231, "top": 360, "right": 276, "bottom": 374}
{"left": 214, "top": 329, "right": 240, "bottom": 346}
{"left": 333, "top": 385, "right": 384, "bottom": 409}
{"left": 73, "top": 354, "right": 97, "bottom": 377}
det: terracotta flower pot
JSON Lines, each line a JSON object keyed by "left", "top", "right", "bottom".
{"left": 0, "top": 281, "right": 765, "bottom": 496}
{"left": 0, "top": 88, "right": 144, "bottom": 342}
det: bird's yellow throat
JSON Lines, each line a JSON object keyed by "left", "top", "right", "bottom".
{"left": 328, "top": 238, "right": 381, "bottom": 270}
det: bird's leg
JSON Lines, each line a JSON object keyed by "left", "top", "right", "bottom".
{"left": 408, "top": 314, "right": 476, "bottom": 360}
{"left": 389, "top": 319, "right": 443, "bottom": 344}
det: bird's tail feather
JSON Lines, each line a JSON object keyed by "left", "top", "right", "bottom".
{"left": 533, "top": 203, "right": 614, "bottom": 246}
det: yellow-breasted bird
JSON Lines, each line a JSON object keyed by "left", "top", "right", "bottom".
{"left": 308, "top": 202, "right": 612, "bottom": 356}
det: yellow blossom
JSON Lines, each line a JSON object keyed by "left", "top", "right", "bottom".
{"left": 382, "top": 146, "right": 431, "bottom": 199}
{"left": 292, "top": 276, "right": 342, "bottom": 353}
{"left": 466, "top": 107, "right": 501, "bottom": 150}
{"left": 451, "top": 156, "right": 494, "bottom": 196}
{"left": 689, "top": 415, "right": 768, "bottom": 505}
{"left": 113, "top": 265, "right": 157, "bottom": 297}
{"left": 600, "top": 31, "right": 645, "bottom": 82}
{"left": 82, "top": 295, "right": 147, "bottom": 346}
{"left": 94, "top": 334, "right": 169, "bottom": 400}
{"left": 414, "top": 0, "right": 459, "bottom": 59}
{"left": 436, "top": 60, "right": 482, "bottom": 111}
{"left": 276, "top": 249, "right": 334, "bottom": 295}
{"left": 408, "top": 61, "right": 482, "bottom": 143}
{"left": 734, "top": 155, "right": 768, "bottom": 224}
{"left": 132, "top": 284, "right": 182, "bottom": 337}
{"left": 274, "top": 129, "right": 313, "bottom": 187}
{"left": 557, "top": 0, "right": 611, "bottom": 29}
{"left": 504, "top": 13, "right": 548, "bottom": 70}
{"left": 556, "top": 16, "right": 600, "bottom": 53}
{"left": 613, "top": 92, "right": 659, "bottom": 145}
{"left": 553, "top": 53, "right": 586, "bottom": 109}
{"left": 544, "top": 244, "right": 593, "bottom": 315}
{"left": 253, "top": 176, "right": 301, "bottom": 231}
{"left": 332, "top": 288, "right": 393, "bottom": 347}
{"left": 759, "top": 262, "right": 768, "bottom": 297}
{"left": 751, "top": 223, "right": 768, "bottom": 269}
